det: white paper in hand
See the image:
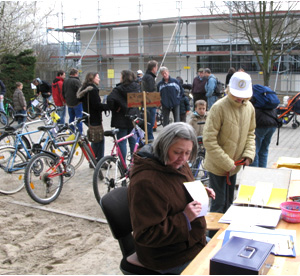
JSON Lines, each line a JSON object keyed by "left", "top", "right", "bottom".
{"left": 184, "top": 180, "right": 209, "bottom": 217}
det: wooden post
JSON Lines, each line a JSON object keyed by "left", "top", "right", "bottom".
{"left": 143, "top": 91, "right": 148, "bottom": 144}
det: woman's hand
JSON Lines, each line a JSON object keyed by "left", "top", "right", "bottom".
{"left": 184, "top": 201, "right": 202, "bottom": 222}
{"left": 205, "top": 187, "right": 215, "bottom": 200}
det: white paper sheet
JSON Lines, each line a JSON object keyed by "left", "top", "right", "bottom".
{"left": 184, "top": 180, "right": 209, "bottom": 217}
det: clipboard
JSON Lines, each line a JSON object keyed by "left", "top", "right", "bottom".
{"left": 223, "top": 229, "right": 296, "bottom": 257}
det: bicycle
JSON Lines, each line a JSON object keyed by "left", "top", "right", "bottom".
{"left": 23, "top": 112, "right": 97, "bottom": 204}
{"left": 0, "top": 112, "right": 84, "bottom": 195}
{"left": 0, "top": 98, "right": 16, "bottom": 127}
{"left": 93, "top": 115, "right": 146, "bottom": 204}
{"left": 189, "top": 122, "right": 209, "bottom": 185}
{"left": 27, "top": 95, "right": 56, "bottom": 121}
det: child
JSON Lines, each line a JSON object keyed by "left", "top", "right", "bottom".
{"left": 188, "top": 99, "right": 207, "bottom": 136}
{"left": 180, "top": 93, "right": 191, "bottom": 122}
{"left": 13, "top": 82, "right": 27, "bottom": 124}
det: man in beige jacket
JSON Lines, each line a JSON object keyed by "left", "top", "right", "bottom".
{"left": 203, "top": 72, "right": 256, "bottom": 214}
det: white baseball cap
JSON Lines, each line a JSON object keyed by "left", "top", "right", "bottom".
{"left": 137, "top": 70, "right": 143, "bottom": 75}
{"left": 229, "top": 72, "right": 253, "bottom": 98}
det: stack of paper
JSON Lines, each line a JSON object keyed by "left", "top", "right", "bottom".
{"left": 218, "top": 205, "right": 282, "bottom": 228}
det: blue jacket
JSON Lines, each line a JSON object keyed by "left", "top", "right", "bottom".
{"left": 157, "top": 76, "right": 183, "bottom": 109}
{"left": 205, "top": 74, "right": 217, "bottom": 98}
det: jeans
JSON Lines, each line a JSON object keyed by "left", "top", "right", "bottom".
{"left": 147, "top": 107, "right": 156, "bottom": 140}
{"left": 208, "top": 172, "right": 237, "bottom": 214}
{"left": 162, "top": 105, "right": 180, "bottom": 127}
{"left": 117, "top": 128, "right": 136, "bottom": 162}
{"left": 16, "top": 109, "right": 27, "bottom": 124}
{"left": 207, "top": 95, "right": 218, "bottom": 110}
{"left": 56, "top": 105, "right": 66, "bottom": 125}
{"left": 68, "top": 103, "right": 83, "bottom": 134}
{"left": 91, "top": 139, "right": 105, "bottom": 162}
{"left": 250, "top": 127, "right": 276, "bottom": 168}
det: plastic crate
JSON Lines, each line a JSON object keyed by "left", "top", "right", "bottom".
{"left": 280, "top": 201, "right": 300, "bottom": 223}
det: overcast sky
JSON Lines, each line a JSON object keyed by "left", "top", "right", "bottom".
{"left": 46, "top": 0, "right": 210, "bottom": 27}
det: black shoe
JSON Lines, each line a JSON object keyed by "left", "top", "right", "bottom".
{"left": 102, "top": 163, "right": 111, "bottom": 169}
{"left": 89, "top": 163, "right": 94, "bottom": 169}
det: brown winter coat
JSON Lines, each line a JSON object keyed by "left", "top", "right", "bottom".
{"left": 128, "top": 145, "right": 207, "bottom": 270}
{"left": 188, "top": 112, "right": 207, "bottom": 136}
{"left": 13, "top": 88, "right": 26, "bottom": 111}
{"left": 203, "top": 93, "right": 256, "bottom": 176}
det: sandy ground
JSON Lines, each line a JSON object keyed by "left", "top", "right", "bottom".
{"left": 0, "top": 159, "right": 122, "bottom": 275}
{"left": 0, "top": 113, "right": 128, "bottom": 275}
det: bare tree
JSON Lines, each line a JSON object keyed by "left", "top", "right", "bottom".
{"left": 210, "top": 1, "right": 300, "bottom": 86}
{"left": 0, "top": 1, "right": 52, "bottom": 59}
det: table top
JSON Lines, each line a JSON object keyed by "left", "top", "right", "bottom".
{"left": 182, "top": 219, "right": 300, "bottom": 275}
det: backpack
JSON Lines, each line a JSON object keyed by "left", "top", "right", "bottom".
{"left": 252, "top": 84, "right": 280, "bottom": 109}
{"left": 212, "top": 78, "right": 225, "bottom": 98}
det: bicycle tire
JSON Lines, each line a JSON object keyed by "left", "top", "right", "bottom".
{"left": 46, "top": 103, "right": 57, "bottom": 114}
{"left": 44, "top": 133, "right": 84, "bottom": 170}
{"left": 27, "top": 105, "right": 40, "bottom": 120}
{"left": 190, "top": 152, "right": 209, "bottom": 185}
{"left": 24, "top": 152, "right": 64, "bottom": 204}
{"left": 156, "top": 107, "right": 163, "bottom": 127}
{"left": 0, "top": 132, "right": 31, "bottom": 149}
{"left": 93, "top": 155, "right": 126, "bottom": 204}
{"left": 0, "top": 146, "right": 27, "bottom": 194}
{"left": 0, "top": 111, "right": 8, "bottom": 128}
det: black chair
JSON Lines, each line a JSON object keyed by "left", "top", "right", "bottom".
{"left": 100, "top": 187, "right": 161, "bottom": 275}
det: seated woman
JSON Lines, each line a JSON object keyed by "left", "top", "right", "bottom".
{"left": 128, "top": 122, "right": 215, "bottom": 274}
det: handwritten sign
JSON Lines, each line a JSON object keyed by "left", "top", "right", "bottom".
{"left": 127, "top": 92, "right": 161, "bottom": 108}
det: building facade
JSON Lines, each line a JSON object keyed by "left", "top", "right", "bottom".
{"left": 53, "top": 13, "right": 300, "bottom": 93}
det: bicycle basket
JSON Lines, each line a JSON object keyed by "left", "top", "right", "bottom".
{"left": 131, "top": 125, "right": 145, "bottom": 140}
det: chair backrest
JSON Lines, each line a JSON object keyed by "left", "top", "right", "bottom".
{"left": 100, "top": 187, "right": 135, "bottom": 258}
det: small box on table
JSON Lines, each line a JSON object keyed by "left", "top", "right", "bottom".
{"left": 210, "top": 236, "right": 274, "bottom": 275}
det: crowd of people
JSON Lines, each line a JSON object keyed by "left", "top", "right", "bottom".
{"left": 0, "top": 63, "right": 280, "bottom": 274}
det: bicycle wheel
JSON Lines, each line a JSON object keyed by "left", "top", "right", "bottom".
{"left": 46, "top": 103, "right": 56, "bottom": 114}
{"left": 93, "top": 155, "right": 126, "bottom": 204}
{"left": 0, "top": 111, "right": 8, "bottom": 128}
{"left": 44, "top": 133, "right": 84, "bottom": 169}
{"left": 24, "top": 152, "right": 64, "bottom": 204}
{"left": 190, "top": 152, "right": 209, "bottom": 185}
{"left": 0, "top": 146, "right": 27, "bottom": 194}
{"left": 27, "top": 105, "right": 40, "bottom": 120}
{"left": 0, "top": 132, "right": 31, "bottom": 149}
{"left": 156, "top": 107, "right": 163, "bottom": 126}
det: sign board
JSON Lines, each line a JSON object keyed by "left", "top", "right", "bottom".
{"left": 107, "top": 69, "right": 115, "bottom": 79}
{"left": 184, "top": 66, "right": 191, "bottom": 69}
{"left": 127, "top": 92, "right": 161, "bottom": 108}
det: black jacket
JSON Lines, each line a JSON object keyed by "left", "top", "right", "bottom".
{"left": 254, "top": 108, "right": 279, "bottom": 128}
{"left": 37, "top": 80, "right": 52, "bottom": 98}
{"left": 141, "top": 71, "right": 156, "bottom": 92}
{"left": 63, "top": 76, "right": 81, "bottom": 107}
{"left": 76, "top": 84, "right": 109, "bottom": 126}
{"left": 107, "top": 82, "right": 140, "bottom": 129}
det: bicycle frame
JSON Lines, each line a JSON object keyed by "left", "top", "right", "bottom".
{"left": 40, "top": 123, "right": 96, "bottom": 179}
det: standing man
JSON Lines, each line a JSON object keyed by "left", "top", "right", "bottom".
{"left": 62, "top": 68, "right": 83, "bottom": 133}
{"left": 204, "top": 68, "right": 218, "bottom": 110}
{"left": 157, "top": 66, "right": 183, "bottom": 126}
{"left": 32, "top": 78, "right": 52, "bottom": 110}
{"left": 191, "top": 68, "right": 207, "bottom": 108}
{"left": 52, "top": 70, "right": 66, "bottom": 125}
{"left": 142, "top": 60, "right": 158, "bottom": 140}
{"left": 203, "top": 71, "right": 256, "bottom": 215}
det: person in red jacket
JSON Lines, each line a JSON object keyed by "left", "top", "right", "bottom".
{"left": 52, "top": 70, "right": 66, "bottom": 125}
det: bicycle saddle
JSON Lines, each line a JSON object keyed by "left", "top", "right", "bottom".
{"left": 104, "top": 129, "right": 119, "bottom": 137}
